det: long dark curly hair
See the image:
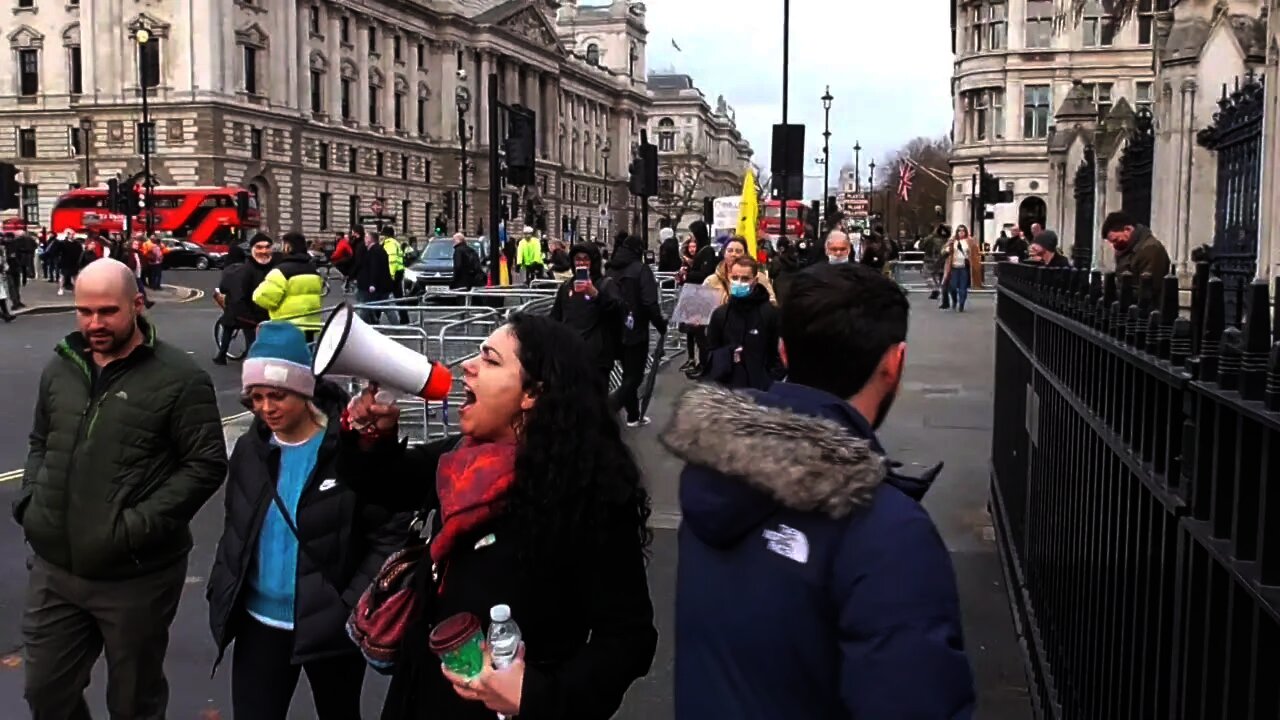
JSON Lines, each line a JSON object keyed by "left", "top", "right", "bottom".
{"left": 503, "top": 312, "right": 653, "bottom": 572}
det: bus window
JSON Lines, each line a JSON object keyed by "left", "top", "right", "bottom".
{"left": 54, "top": 195, "right": 107, "bottom": 209}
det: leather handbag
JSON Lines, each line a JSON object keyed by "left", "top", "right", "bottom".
{"left": 346, "top": 508, "right": 436, "bottom": 673}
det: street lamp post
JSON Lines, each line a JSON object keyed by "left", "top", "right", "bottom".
{"left": 135, "top": 27, "right": 154, "bottom": 236}
{"left": 79, "top": 117, "right": 92, "bottom": 188}
{"left": 601, "top": 140, "right": 611, "bottom": 238}
{"left": 868, "top": 160, "right": 876, "bottom": 225}
{"left": 821, "top": 86, "right": 832, "bottom": 235}
{"left": 854, "top": 141, "right": 862, "bottom": 192}
{"left": 455, "top": 69, "right": 472, "bottom": 235}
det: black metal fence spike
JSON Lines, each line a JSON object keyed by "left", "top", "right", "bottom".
{"left": 1266, "top": 342, "right": 1280, "bottom": 411}
{"left": 1201, "top": 276, "right": 1226, "bottom": 382}
{"left": 1100, "top": 272, "right": 1118, "bottom": 333}
{"left": 1137, "top": 273, "right": 1154, "bottom": 313}
{"left": 1273, "top": 275, "right": 1280, "bottom": 346}
{"left": 1171, "top": 316, "right": 1193, "bottom": 367}
{"left": 1115, "top": 272, "right": 1135, "bottom": 341}
{"left": 1191, "top": 262, "right": 1210, "bottom": 356}
{"left": 1125, "top": 304, "right": 1140, "bottom": 346}
{"left": 1157, "top": 274, "right": 1179, "bottom": 359}
{"left": 1219, "top": 326, "right": 1243, "bottom": 392}
{"left": 1240, "top": 279, "right": 1272, "bottom": 401}
{"left": 1146, "top": 310, "right": 1161, "bottom": 355}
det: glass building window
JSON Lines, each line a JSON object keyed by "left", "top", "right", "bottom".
{"left": 1023, "top": 85, "right": 1051, "bottom": 139}
{"left": 1082, "top": 1, "right": 1115, "bottom": 47}
{"left": 1024, "top": 0, "right": 1053, "bottom": 49}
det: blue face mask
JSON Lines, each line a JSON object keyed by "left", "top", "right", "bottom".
{"left": 729, "top": 281, "right": 752, "bottom": 298}
{"left": 828, "top": 255, "right": 849, "bottom": 264}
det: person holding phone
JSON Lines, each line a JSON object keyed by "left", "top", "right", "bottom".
{"left": 549, "top": 243, "right": 626, "bottom": 390}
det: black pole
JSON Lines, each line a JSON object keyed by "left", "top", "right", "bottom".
{"left": 82, "top": 123, "right": 91, "bottom": 187}
{"left": 821, "top": 93, "right": 830, "bottom": 235}
{"left": 970, "top": 172, "right": 978, "bottom": 234}
{"left": 459, "top": 109, "right": 469, "bottom": 236}
{"left": 778, "top": 0, "right": 789, "bottom": 250}
{"left": 977, "top": 156, "right": 986, "bottom": 250}
{"left": 139, "top": 40, "right": 153, "bottom": 236}
{"left": 487, "top": 73, "right": 501, "bottom": 285}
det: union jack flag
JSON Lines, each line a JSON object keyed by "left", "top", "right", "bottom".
{"left": 897, "top": 162, "right": 915, "bottom": 202}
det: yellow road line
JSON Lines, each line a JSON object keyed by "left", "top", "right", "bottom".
{"left": 0, "top": 410, "right": 252, "bottom": 484}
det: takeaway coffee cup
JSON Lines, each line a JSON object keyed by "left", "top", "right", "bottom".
{"left": 429, "top": 612, "right": 486, "bottom": 679}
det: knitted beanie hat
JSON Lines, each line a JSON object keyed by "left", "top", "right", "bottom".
{"left": 242, "top": 322, "right": 316, "bottom": 398}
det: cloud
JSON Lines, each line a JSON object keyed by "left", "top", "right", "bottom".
{"left": 638, "top": 0, "right": 954, "bottom": 198}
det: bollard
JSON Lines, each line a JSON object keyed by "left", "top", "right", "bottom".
{"left": 1240, "top": 279, "right": 1272, "bottom": 401}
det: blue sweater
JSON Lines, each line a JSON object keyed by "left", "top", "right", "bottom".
{"left": 245, "top": 431, "right": 324, "bottom": 629}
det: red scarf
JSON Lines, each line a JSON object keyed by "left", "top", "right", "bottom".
{"left": 432, "top": 439, "right": 518, "bottom": 565}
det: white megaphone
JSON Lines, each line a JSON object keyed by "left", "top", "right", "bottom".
{"left": 312, "top": 303, "right": 454, "bottom": 401}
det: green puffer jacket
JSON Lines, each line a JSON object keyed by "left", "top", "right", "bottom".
{"left": 15, "top": 318, "right": 228, "bottom": 580}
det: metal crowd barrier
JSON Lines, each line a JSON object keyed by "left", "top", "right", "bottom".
{"left": 327, "top": 278, "right": 681, "bottom": 444}
{"left": 891, "top": 250, "right": 1001, "bottom": 294}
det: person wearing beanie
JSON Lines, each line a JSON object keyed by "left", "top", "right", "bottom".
{"left": 1028, "top": 230, "right": 1070, "bottom": 268}
{"left": 208, "top": 321, "right": 404, "bottom": 719}
{"left": 658, "top": 226, "right": 682, "bottom": 272}
{"left": 253, "top": 232, "right": 324, "bottom": 335}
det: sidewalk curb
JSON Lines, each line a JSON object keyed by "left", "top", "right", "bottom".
{"left": 10, "top": 284, "right": 203, "bottom": 317}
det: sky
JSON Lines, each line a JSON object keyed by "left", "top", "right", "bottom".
{"left": 629, "top": 0, "right": 955, "bottom": 198}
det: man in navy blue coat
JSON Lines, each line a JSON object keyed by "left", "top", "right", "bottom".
{"left": 661, "top": 262, "right": 974, "bottom": 719}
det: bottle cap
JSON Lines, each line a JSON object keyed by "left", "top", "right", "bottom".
{"left": 490, "top": 604, "right": 511, "bottom": 623}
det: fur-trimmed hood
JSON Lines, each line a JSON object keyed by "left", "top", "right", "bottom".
{"left": 661, "top": 383, "right": 889, "bottom": 548}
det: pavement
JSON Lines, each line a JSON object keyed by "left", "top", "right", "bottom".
{"left": 7, "top": 270, "right": 203, "bottom": 317}
{"left": 0, "top": 282, "right": 1030, "bottom": 719}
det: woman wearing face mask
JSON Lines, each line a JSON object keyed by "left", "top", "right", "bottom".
{"left": 336, "top": 313, "right": 657, "bottom": 720}
{"left": 702, "top": 236, "right": 776, "bottom": 307}
{"left": 939, "top": 225, "right": 983, "bottom": 312}
{"left": 703, "top": 256, "right": 783, "bottom": 390}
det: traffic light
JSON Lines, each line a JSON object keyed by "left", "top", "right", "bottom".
{"left": 107, "top": 178, "right": 121, "bottom": 213}
{"left": 443, "top": 190, "right": 455, "bottom": 219}
{"left": 628, "top": 142, "right": 658, "bottom": 197}
{"left": 120, "top": 184, "right": 141, "bottom": 217}
{"left": 434, "top": 214, "right": 446, "bottom": 235}
{"left": 504, "top": 105, "right": 537, "bottom": 187}
{"left": 979, "top": 172, "right": 1014, "bottom": 205}
{"left": 236, "top": 190, "right": 251, "bottom": 222}
{"left": 0, "top": 162, "right": 18, "bottom": 211}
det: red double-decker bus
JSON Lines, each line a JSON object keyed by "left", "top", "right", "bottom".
{"left": 50, "top": 186, "right": 260, "bottom": 251}
{"left": 757, "top": 199, "right": 809, "bottom": 240}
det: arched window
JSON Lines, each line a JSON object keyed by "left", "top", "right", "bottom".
{"left": 657, "top": 117, "right": 675, "bottom": 152}
{"left": 583, "top": 133, "right": 592, "bottom": 173}
{"left": 628, "top": 42, "right": 637, "bottom": 78}
{"left": 585, "top": 43, "right": 599, "bottom": 67}
{"left": 571, "top": 130, "right": 579, "bottom": 170}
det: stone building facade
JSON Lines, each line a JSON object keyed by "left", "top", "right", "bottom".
{"left": 644, "top": 73, "right": 752, "bottom": 233}
{"left": 948, "top": 0, "right": 1156, "bottom": 243}
{"left": 0, "top": 0, "right": 651, "bottom": 244}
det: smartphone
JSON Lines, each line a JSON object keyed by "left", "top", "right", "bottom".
{"left": 574, "top": 267, "right": 589, "bottom": 288}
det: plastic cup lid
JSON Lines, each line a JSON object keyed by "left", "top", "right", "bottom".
{"left": 428, "top": 612, "right": 481, "bottom": 654}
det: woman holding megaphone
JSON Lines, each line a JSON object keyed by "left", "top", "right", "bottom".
{"left": 336, "top": 312, "right": 657, "bottom": 720}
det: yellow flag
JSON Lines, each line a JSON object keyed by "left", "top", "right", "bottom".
{"left": 736, "top": 168, "right": 759, "bottom": 259}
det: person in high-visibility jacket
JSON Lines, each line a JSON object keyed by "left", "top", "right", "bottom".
{"left": 252, "top": 232, "right": 324, "bottom": 336}
{"left": 517, "top": 228, "right": 543, "bottom": 286}
{"left": 381, "top": 226, "right": 409, "bottom": 324}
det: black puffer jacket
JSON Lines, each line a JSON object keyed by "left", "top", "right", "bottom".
{"left": 606, "top": 241, "right": 669, "bottom": 345}
{"left": 206, "top": 381, "right": 408, "bottom": 668}
{"left": 704, "top": 283, "right": 784, "bottom": 391}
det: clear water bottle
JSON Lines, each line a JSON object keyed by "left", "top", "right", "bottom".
{"left": 488, "top": 604, "right": 522, "bottom": 720}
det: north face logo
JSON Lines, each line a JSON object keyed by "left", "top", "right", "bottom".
{"left": 762, "top": 524, "right": 809, "bottom": 564}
